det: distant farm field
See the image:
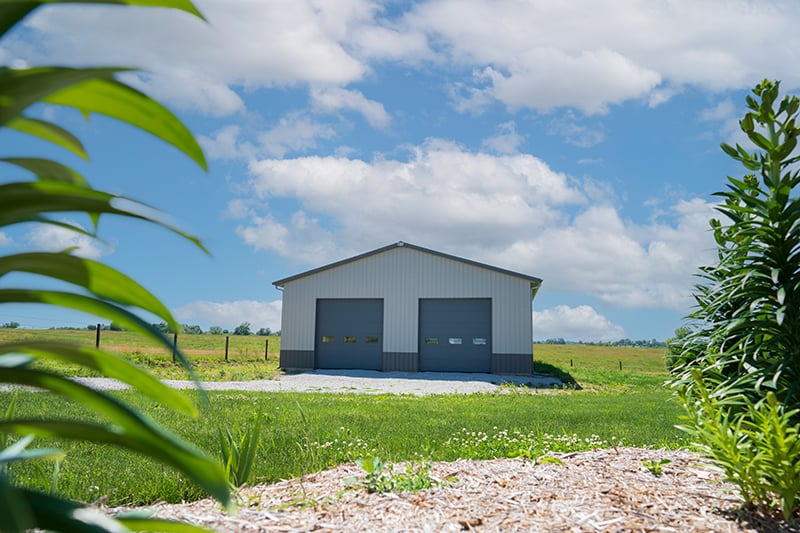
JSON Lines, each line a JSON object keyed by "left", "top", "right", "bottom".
{"left": 535, "top": 343, "right": 666, "bottom": 374}
{"left": 0, "top": 328, "right": 282, "bottom": 381}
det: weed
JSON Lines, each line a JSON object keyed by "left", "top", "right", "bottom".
{"left": 218, "top": 413, "right": 263, "bottom": 487}
{"left": 642, "top": 458, "right": 671, "bottom": 475}
{"left": 536, "top": 455, "right": 563, "bottom": 465}
{"left": 346, "top": 457, "right": 451, "bottom": 494}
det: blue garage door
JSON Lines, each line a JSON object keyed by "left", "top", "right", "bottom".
{"left": 419, "top": 298, "right": 491, "bottom": 372}
{"left": 315, "top": 299, "right": 383, "bottom": 370}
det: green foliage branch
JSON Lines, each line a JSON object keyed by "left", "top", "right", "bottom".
{"left": 0, "top": 1, "right": 231, "bottom": 531}
{"left": 673, "top": 79, "right": 800, "bottom": 521}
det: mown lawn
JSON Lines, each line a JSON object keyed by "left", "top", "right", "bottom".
{"left": 2, "top": 387, "right": 684, "bottom": 506}
{"left": 1, "top": 335, "right": 682, "bottom": 506}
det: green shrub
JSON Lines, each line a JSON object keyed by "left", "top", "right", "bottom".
{"left": 673, "top": 79, "right": 800, "bottom": 521}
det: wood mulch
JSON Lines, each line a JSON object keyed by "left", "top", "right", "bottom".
{"left": 111, "top": 448, "right": 797, "bottom": 532}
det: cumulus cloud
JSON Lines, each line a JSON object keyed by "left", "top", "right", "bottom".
{"left": 699, "top": 98, "right": 749, "bottom": 147}
{"left": 25, "top": 222, "right": 109, "bottom": 259}
{"left": 311, "top": 87, "right": 391, "bottom": 129}
{"left": 482, "top": 121, "right": 524, "bottom": 154}
{"left": 235, "top": 141, "right": 715, "bottom": 312}
{"left": 10, "top": 0, "right": 800, "bottom": 118}
{"left": 0, "top": 232, "right": 12, "bottom": 247}
{"left": 406, "top": 0, "right": 800, "bottom": 112}
{"left": 12, "top": 0, "right": 375, "bottom": 114}
{"left": 548, "top": 112, "right": 606, "bottom": 148}
{"left": 533, "top": 305, "right": 625, "bottom": 342}
{"left": 174, "top": 299, "right": 282, "bottom": 332}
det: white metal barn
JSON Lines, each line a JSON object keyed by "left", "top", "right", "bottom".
{"left": 273, "top": 242, "right": 542, "bottom": 374}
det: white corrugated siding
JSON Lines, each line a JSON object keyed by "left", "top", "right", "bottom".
{"left": 279, "top": 247, "right": 534, "bottom": 354}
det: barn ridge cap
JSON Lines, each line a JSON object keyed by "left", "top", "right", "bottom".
{"left": 272, "top": 241, "right": 543, "bottom": 288}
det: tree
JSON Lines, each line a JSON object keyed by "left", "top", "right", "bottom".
{"left": 0, "top": 2, "right": 231, "bottom": 531}
{"left": 256, "top": 327, "right": 272, "bottom": 336}
{"left": 233, "top": 322, "right": 252, "bottom": 336}
{"left": 182, "top": 323, "right": 203, "bottom": 335}
{"left": 1, "top": 321, "right": 19, "bottom": 329}
{"left": 208, "top": 325, "right": 223, "bottom": 335}
{"left": 663, "top": 326, "right": 692, "bottom": 373}
{"left": 152, "top": 321, "right": 171, "bottom": 333}
{"left": 674, "top": 80, "right": 800, "bottom": 520}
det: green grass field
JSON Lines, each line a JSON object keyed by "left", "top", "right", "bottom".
{"left": 0, "top": 328, "right": 282, "bottom": 381}
{"left": 0, "top": 330, "right": 680, "bottom": 506}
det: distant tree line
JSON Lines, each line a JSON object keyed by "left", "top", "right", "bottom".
{"left": 150, "top": 321, "right": 280, "bottom": 336}
{"left": 28, "top": 321, "right": 283, "bottom": 336}
{"left": 535, "top": 337, "right": 666, "bottom": 348}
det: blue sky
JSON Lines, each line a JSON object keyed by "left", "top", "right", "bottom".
{"left": 1, "top": 0, "right": 798, "bottom": 341}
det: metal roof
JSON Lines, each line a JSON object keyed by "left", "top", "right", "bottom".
{"left": 272, "top": 241, "right": 543, "bottom": 288}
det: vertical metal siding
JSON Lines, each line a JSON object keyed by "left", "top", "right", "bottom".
{"left": 278, "top": 247, "right": 534, "bottom": 358}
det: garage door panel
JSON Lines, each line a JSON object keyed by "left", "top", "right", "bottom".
{"left": 316, "top": 299, "right": 383, "bottom": 370}
{"left": 419, "top": 298, "right": 491, "bottom": 372}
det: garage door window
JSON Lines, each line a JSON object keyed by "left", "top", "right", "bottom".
{"left": 425, "top": 338, "right": 438, "bottom": 345}
{"left": 473, "top": 338, "right": 487, "bottom": 345}
{"left": 322, "top": 336, "right": 334, "bottom": 343}
{"left": 344, "top": 336, "right": 357, "bottom": 343}
{"left": 448, "top": 338, "right": 462, "bottom": 345}
{"left": 365, "top": 336, "right": 379, "bottom": 343}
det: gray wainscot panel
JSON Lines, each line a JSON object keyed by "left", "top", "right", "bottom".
{"left": 382, "top": 352, "right": 419, "bottom": 372}
{"left": 280, "top": 350, "right": 315, "bottom": 370}
{"left": 491, "top": 353, "right": 533, "bottom": 375}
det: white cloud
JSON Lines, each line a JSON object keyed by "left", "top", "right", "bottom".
{"left": 479, "top": 49, "right": 661, "bottom": 115}
{"left": 235, "top": 212, "right": 339, "bottom": 265}
{"left": 699, "top": 98, "right": 749, "bottom": 147}
{"left": 406, "top": 0, "right": 800, "bottom": 112}
{"left": 174, "top": 299, "right": 282, "bottom": 332}
{"left": 0, "top": 232, "right": 12, "bottom": 247}
{"left": 534, "top": 305, "right": 625, "bottom": 342}
{"left": 14, "top": 0, "right": 375, "bottom": 114}
{"left": 198, "top": 125, "right": 255, "bottom": 161}
{"left": 548, "top": 112, "right": 606, "bottom": 148}
{"left": 237, "top": 141, "right": 716, "bottom": 312}
{"left": 311, "top": 86, "right": 391, "bottom": 129}
{"left": 482, "top": 121, "right": 524, "bottom": 154}
{"left": 258, "top": 113, "right": 337, "bottom": 158}
{"left": 25, "top": 221, "right": 109, "bottom": 259}
{"left": 12, "top": 0, "right": 800, "bottom": 117}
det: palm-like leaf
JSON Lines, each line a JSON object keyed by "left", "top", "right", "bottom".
{"left": 0, "top": 2, "right": 232, "bottom": 531}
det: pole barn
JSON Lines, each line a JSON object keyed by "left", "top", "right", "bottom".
{"left": 273, "top": 242, "right": 542, "bottom": 374}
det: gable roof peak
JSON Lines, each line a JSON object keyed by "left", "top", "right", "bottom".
{"left": 272, "top": 241, "right": 542, "bottom": 288}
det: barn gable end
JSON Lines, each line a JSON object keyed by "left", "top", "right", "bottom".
{"left": 273, "top": 242, "right": 542, "bottom": 374}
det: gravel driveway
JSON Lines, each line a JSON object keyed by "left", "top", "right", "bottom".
{"left": 68, "top": 369, "right": 562, "bottom": 395}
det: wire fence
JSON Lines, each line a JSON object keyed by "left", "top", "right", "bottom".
{"left": 0, "top": 326, "right": 280, "bottom": 363}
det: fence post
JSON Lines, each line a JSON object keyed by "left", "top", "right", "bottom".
{"left": 570, "top": 359, "right": 573, "bottom": 367}
{"left": 225, "top": 335, "right": 229, "bottom": 362}
{"left": 95, "top": 323, "right": 101, "bottom": 348}
{"left": 265, "top": 338, "right": 269, "bottom": 361}
{"left": 172, "top": 332, "right": 178, "bottom": 362}
{"left": 619, "top": 360, "right": 622, "bottom": 371}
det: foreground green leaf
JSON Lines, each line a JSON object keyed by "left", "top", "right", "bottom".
{"left": 45, "top": 76, "right": 206, "bottom": 170}
{"left": 0, "top": 0, "right": 204, "bottom": 43}
{"left": 5, "top": 117, "right": 88, "bottom": 159}
{"left": 0, "top": 368, "right": 231, "bottom": 510}
{"left": 0, "top": 253, "right": 179, "bottom": 332}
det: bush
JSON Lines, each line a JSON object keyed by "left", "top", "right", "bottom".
{"left": 673, "top": 79, "right": 800, "bottom": 521}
